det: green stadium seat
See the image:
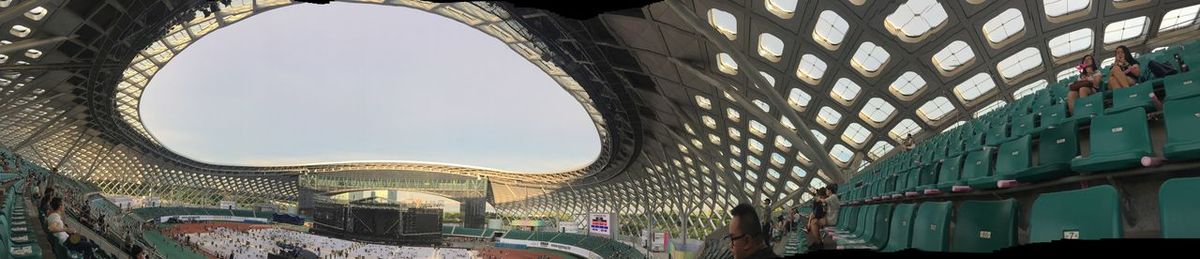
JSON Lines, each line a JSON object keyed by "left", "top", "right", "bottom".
{"left": 1029, "top": 185, "right": 1121, "bottom": 243}
{"left": 961, "top": 148, "right": 996, "bottom": 190}
{"left": 869, "top": 204, "right": 894, "bottom": 248}
{"left": 852, "top": 205, "right": 872, "bottom": 237}
{"left": 1163, "top": 98, "right": 1200, "bottom": 161}
{"left": 1160, "top": 177, "right": 1200, "bottom": 238}
{"left": 1108, "top": 83, "right": 1155, "bottom": 113}
{"left": 1071, "top": 108, "right": 1153, "bottom": 173}
{"left": 951, "top": 199, "right": 1017, "bottom": 253}
{"left": 910, "top": 202, "right": 952, "bottom": 252}
{"left": 1033, "top": 103, "right": 1069, "bottom": 134}
{"left": 993, "top": 135, "right": 1031, "bottom": 185}
{"left": 984, "top": 123, "right": 1009, "bottom": 146}
{"left": 1165, "top": 71, "right": 1200, "bottom": 101}
{"left": 1010, "top": 113, "right": 1035, "bottom": 138}
{"left": 1070, "top": 93, "right": 1104, "bottom": 122}
{"left": 881, "top": 203, "right": 918, "bottom": 252}
{"left": 933, "top": 155, "right": 964, "bottom": 192}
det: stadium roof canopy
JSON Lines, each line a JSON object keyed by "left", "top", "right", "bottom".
{"left": 1, "top": 0, "right": 1198, "bottom": 238}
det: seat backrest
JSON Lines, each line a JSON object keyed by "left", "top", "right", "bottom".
{"left": 1087, "top": 108, "right": 1152, "bottom": 159}
{"left": 985, "top": 122, "right": 1010, "bottom": 146}
{"left": 1011, "top": 113, "right": 1035, "bottom": 137}
{"left": 882, "top": 203, "right": 918, "bottom": 252}
{"left": 871, "top": 204, "right": 895, "bottom": 247}
{"left": 995, "top": 135, "right": 1032, "bottom": 178}
{"left": 1111, "top": 83, "right": 1153, "bottom": 109}
{"left": 1160, "top": 177, "right": 1200, "bottom": 238}
{"left": 1042, "top": 103, "right": 1068, "bottom": 127}
{"left": 951, "top": 199, "right": 1017, "bottom": 253}
{"left": 1029, "top": 185, "right": 1122, "bottom": 243}
{"left": 910, "top": 201, "right": 952, "bottom": 251}
{"left": 1165, "top": 71, "right": 1200, "bottom": 101}
{"left": 1074, "top": 94, "right": 1105, "bottom": 118}
{"left": 854, "top": 205, "right": 877, "bottom": 238}
{"left": 938, "top": 155, "right": 964, "bottom": 185}
{"left": 1164, "top": 100, "right": 1200, "bottom": 151}
{"left": 1038, "top": 121, "right": 1079, "bottom": 165}
{"left": 961, "top": 148, "right": 995, "bottom": 180}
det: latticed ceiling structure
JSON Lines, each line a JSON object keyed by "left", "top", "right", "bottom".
{"left": 0, "top": 0, "right": 1198, "bottom": 239}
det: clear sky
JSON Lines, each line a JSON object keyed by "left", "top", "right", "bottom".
{"left": 140, "top": 2, "right": 601, "bottom": 173}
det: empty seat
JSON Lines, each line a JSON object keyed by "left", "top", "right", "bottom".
{"left": 910, "top": 202, "right": 952, "bottom": 252}
{"left": 881, "top": 203, "right": 918, "bottom": 252}
{"left": 1163, "top": 99, "right": 1200, "bottom": 161}
{"left": 951, "top": 199, "right": 1017, "bottom": 253}
{"left": 852, "top": 205, "right": 875, "bottom": 238}
{"left": 1108, "top": 83, "right": 1155, "bottom": 113}
{"left": 1034, "top": 103, "right": 1069, "bottom": 133}
{"left": 984, "top": 123, "right": 1009, "bottom": 146}
{"left": 1160, "top": 177, "right": 1200, "bottom": 238}
{"left": 1029, "top": 185, "right": 1121, "bottom": 243}
{"left": 1010, "top": 113, "right": 1035, "bottom": 139}
{"left": 1071, "top": 108, "right": 1153, "bottom": 173}
{"left": 1165, "top": 71, "right": 1200, "bottom": 101}
{"left": 934, "top": 155, "right": 964, "bottom": 192}
{"left": 961, "top": 148, "right": 996, "bottom": 190}
{"left": 869, "top": 204, "right": 895, "bottom": 248}
{"left": 1070, "top": 93, "right": 1104, "bottom": 122}
{"left": 993, "top": 135, "right": 1032, "bottom": 184}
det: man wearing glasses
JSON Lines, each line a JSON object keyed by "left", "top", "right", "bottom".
{"left": 727, "top": 203, "right": 779, "bottom": 259}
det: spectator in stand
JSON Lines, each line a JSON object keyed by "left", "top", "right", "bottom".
{"left": 1067, "top": 54, "right": 1102, "bottom": 115}
{"left": 1108, "top": 45, "right": 1142, "bottom": 90}
{"left": 728, "top": 203, "right": 778, "bottom": 259}
{"left": 39, "top": 187, "right": 55, "bottom": 213}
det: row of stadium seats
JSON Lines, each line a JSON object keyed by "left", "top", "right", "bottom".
{"left": 845, "top": 50, "right": 1199, "bottom": 202}
{"left": 1, "top": 178, "right": 42, "bottom": 259}
{"left": 815, "top": 39, "right": 1200, "bottom": 253}
{"left": 830, "top": 177, "right": 1198, "bottom": 252}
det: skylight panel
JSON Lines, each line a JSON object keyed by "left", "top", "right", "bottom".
{"left": 1160, "top": 4, "right": 1200, "bottom": 32}
{"left": 860, "top": 98, "right": 897, "bottom": 123}
{"left": 1103, "top": 16, "right": 1148, "bottom": 44}
{"left": 891, "top": 71, "right": 927, "bottom": 98}
{"left": 795, "top": 54, "right": 828, "bottom": 83}
{"left": 996, "top": 47, "right": 1042, "bottom": 80}
{"left": 954, "top": 73, "right": 997, "bottom": 101}
{"left": 1048, "top": 28, "right": 1093, "bottom": 58}
{"left": 851, "top": 41, "right": 890, "bottom": 74}
{"left": 918, "top": 96, "right": 955, "bottom": 121}
{"left": 884, "top": 0, "right": 949, "bottom": 39}
{"left": 842, "top": 123, "right": 872, "bottom": 145}
{"left": 983, "top": 8, "right": 1025, "bottom": 44}
{"left": 708, "top": 9, "right": 738, "bottom": 40}
{"left": 831, "top": 78, "right": 862, "bottom": 103}
{"left": 1013, "top": 79, "right": 1047, "bottom": 99}
{"left": 813, "top": 10, "right": 849, "bottom": 49}
{"left": 932, "top": 40, "right": 974, "bottom": 71}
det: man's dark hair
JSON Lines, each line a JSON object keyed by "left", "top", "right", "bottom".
{"left": 730, "top": 203, "right": 763, "bottom": 240}
{"left": 130, "top": 245, "right": 144, "bottom": 257}
{"left": 828, "top": 184, "right": 838, "bottom": 194}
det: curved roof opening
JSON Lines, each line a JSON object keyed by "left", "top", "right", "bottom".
{"left": 140, "top": 3, "right": 601, "bottom": 173}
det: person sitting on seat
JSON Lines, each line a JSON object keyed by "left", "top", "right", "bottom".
{"left": 805, "top": 188, "right": 828, "bottom": 249}
{"left": 47, "top": 197, "right": 97, "bottom": 258}
{"left": 1067, "top": 54, "right": 1101, "bottom": 115}
{"left": 39, "top": 187, "right": 55, "bottom": 213}
{"left": 1108, "top": 45, "right": 1141, "bottom": 90}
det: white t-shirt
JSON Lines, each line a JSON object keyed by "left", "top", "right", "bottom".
{"left": 47, "top": 212, "right": 69, "bottom": 243}
{"left": 825, "top": 195, "right": 841, "bottom": 225}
